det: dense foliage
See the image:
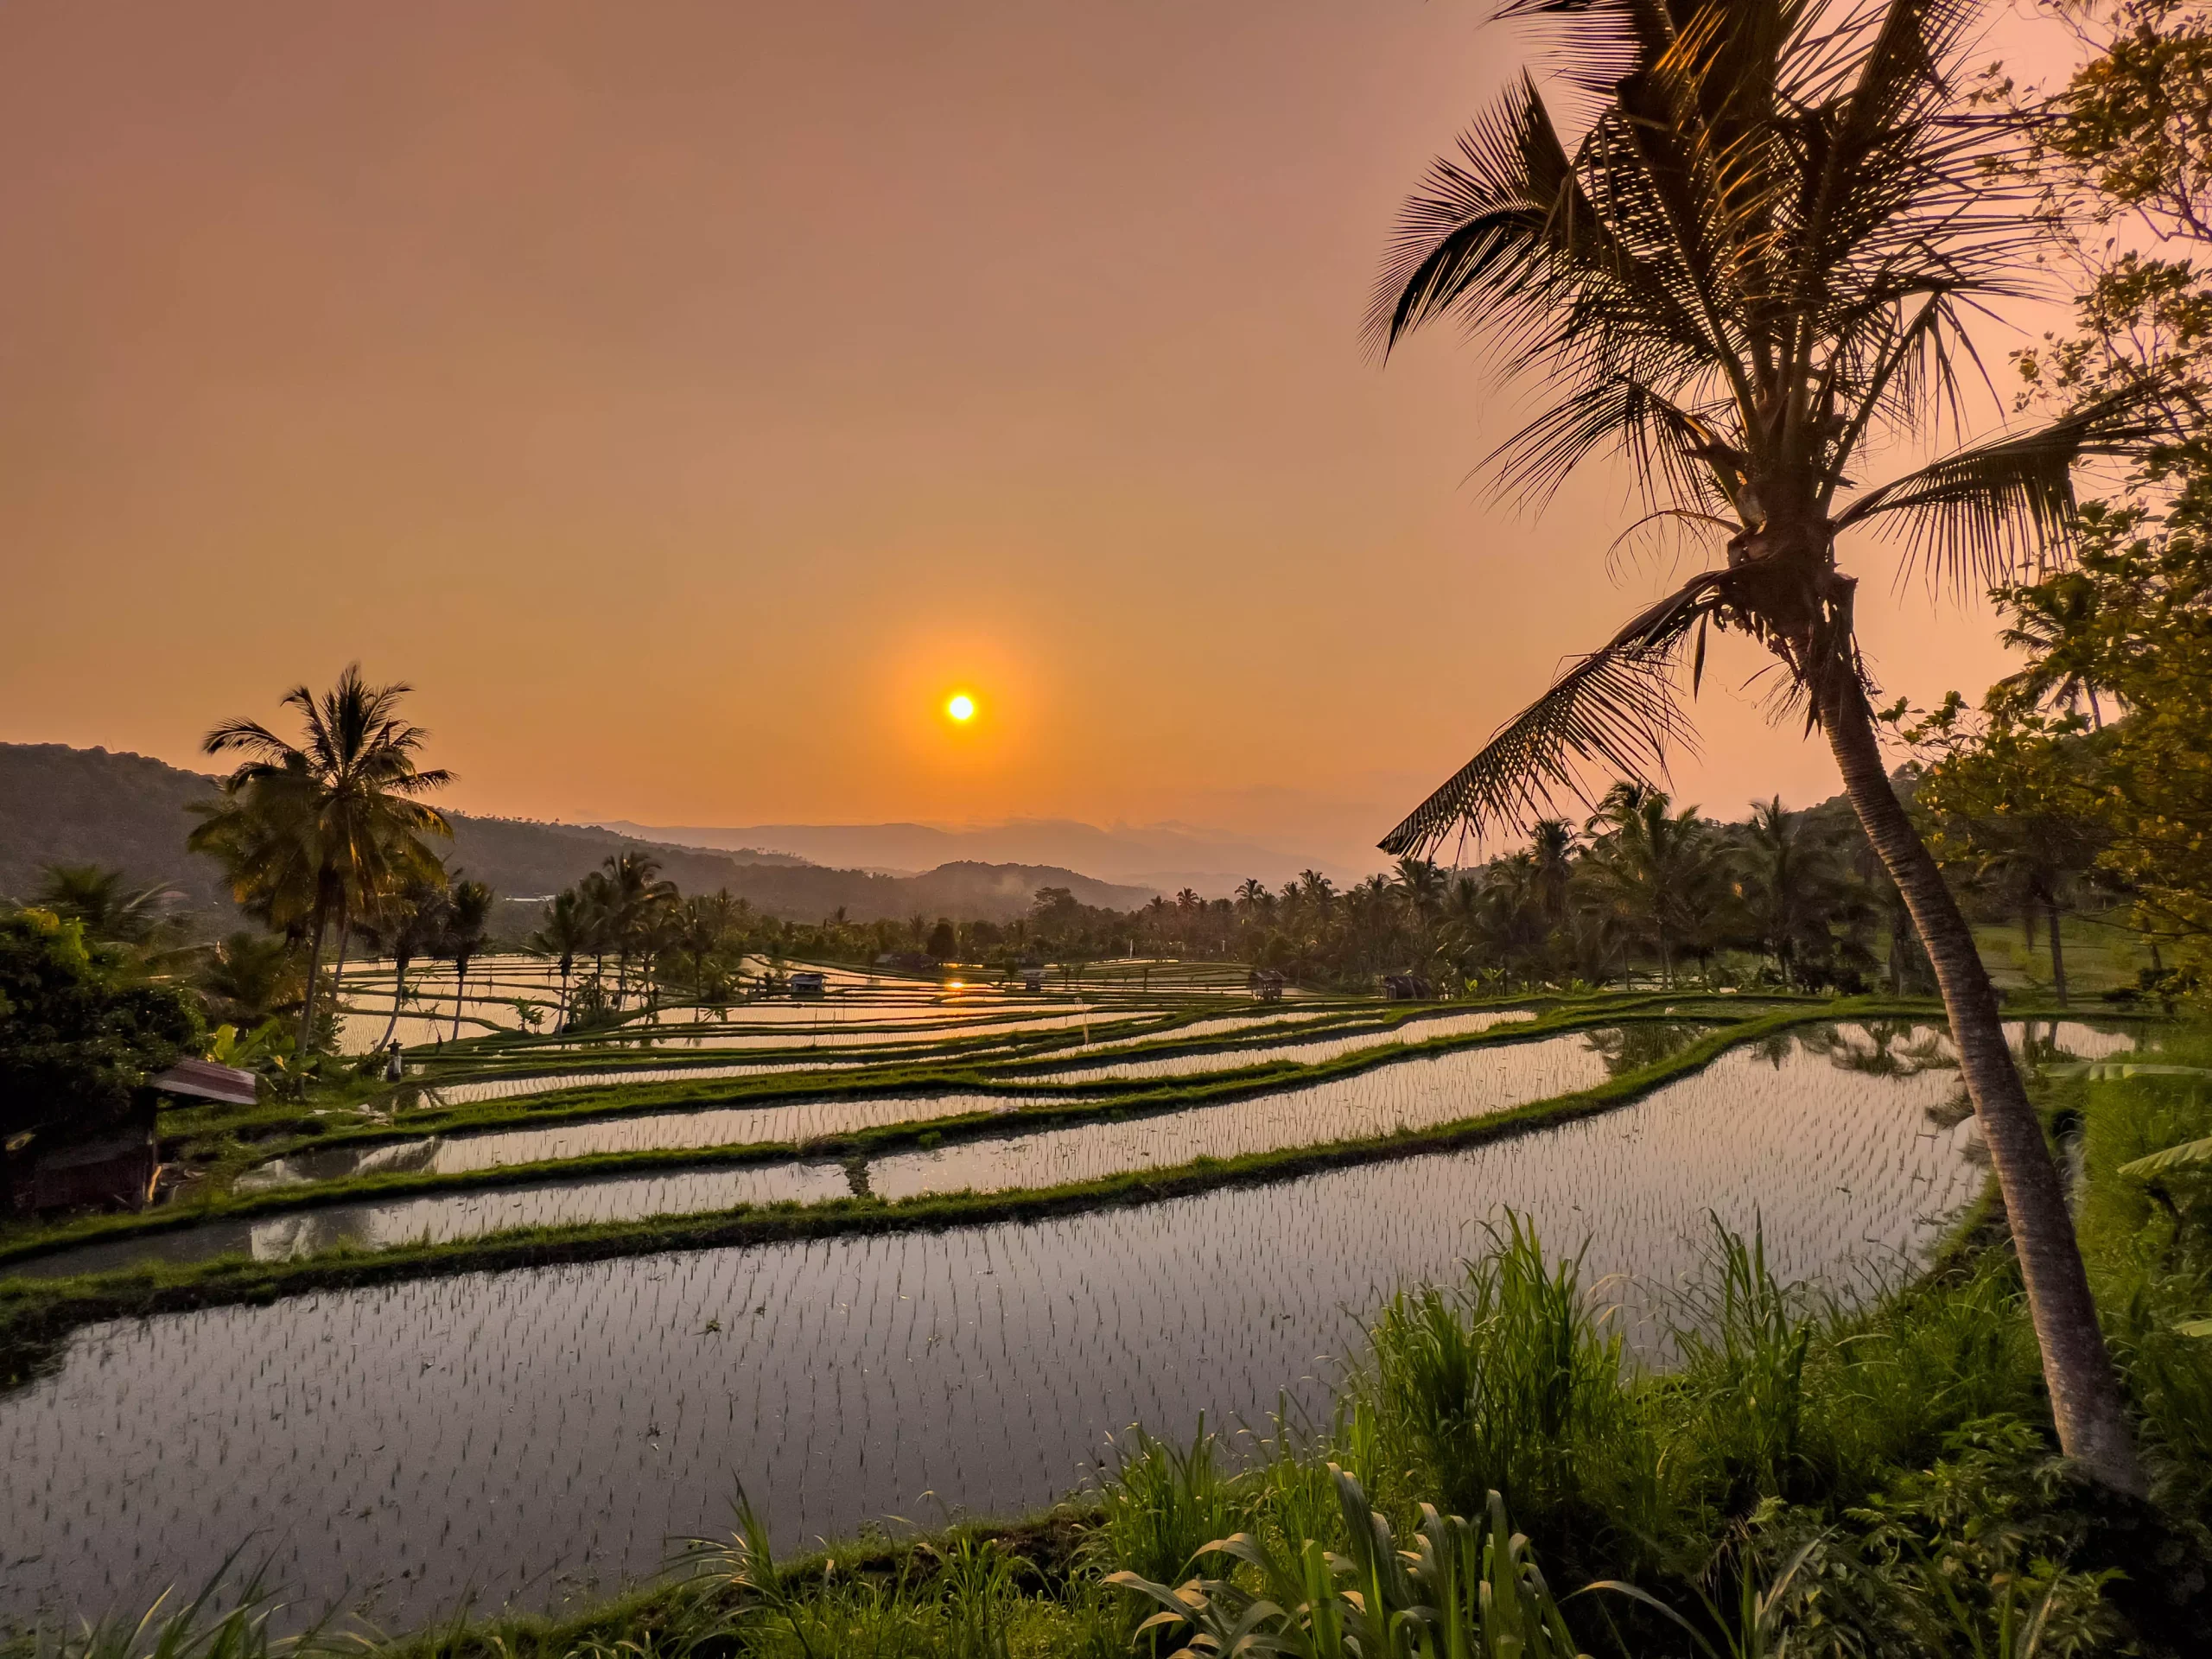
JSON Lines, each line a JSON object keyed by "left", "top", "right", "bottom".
{"left": 0, "top": 908, "right": 203, "bottom": 1148}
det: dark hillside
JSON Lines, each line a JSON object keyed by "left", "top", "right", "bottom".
{"left": 0, "top": 743, "right": 1154, "bottom": 927}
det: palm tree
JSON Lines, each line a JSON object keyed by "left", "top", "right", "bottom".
{"left": 596, "top": 852, "right": 677, "bottom": 1007}
{"left": 436, "top": 878, "right": 494, "bottom": 1042}
{"left": 198, "top": 931, "right": 303, "bottom": 1027}
{"left": 530, "top": 890, "right": 592, "bottom": 1028}
{"left": 1368, "top": 0, "right": 2149, "bottom": 1485}
{"left": 1234, "top": 877, "right": 1271, "bottom": 915}
{"left": 357, "top": 880, "right": 447, "bottom": 1049}
{"left": 193, "top": 666, "right": 452, "bottom": 1065}
{"left": 33, "top": 864, "right": 179, "bottom": 947}
{"left": 1579, "top": 786, "right": 1719, "bottom": 985}
{"left": 1737, "top": 798, "right": 1852, "bottom": 988}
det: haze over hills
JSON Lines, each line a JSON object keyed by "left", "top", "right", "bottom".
{"left": 593, "top": 817, "right": 1351, "bottom": 896}
{"left": 0, "top": 744, "right": 1156, "bottom": 927}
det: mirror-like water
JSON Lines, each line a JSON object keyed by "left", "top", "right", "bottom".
{"left": 1, "top": 1024, "right": 1982, "bottom": 1630}
{"left": 872, "top": 1029, "right": 1620, "bottom": 1198}
{"left": 1022, "top": 1008, "right": 1535, "bottom": 1084}
{"left": 4, "top": 1163, "right": 851, "bottom": 1280}
{"left": 35, "top": 1033, "right": 1627, "bottom": 1275}
{"left": 236, "top": 1094, "right": 1019, "bottom": 1192}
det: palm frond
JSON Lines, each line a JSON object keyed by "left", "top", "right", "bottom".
{"left": 1378, "top": 573, "right": 1724, "bottom": 856}
{"left": 1834, "top": 384, "right": 2170, "bottom": 588}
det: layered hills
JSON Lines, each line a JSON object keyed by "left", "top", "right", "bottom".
{"left": 0, "top": 743, "right": 1156, "bottom": 927}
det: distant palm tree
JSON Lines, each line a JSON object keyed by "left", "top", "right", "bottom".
{"left": 531, "top": 890, "right": 592, "bottom": 1027}
{"left": 357, "top": 880, "right": 447, "bottom": 1049}
{"left": 437, "top": 878, "right": 494, "bottom": 1041}
{"left": 1527, "top": 821, "right": 1575, "bottom": 932}
{"left": 1737, "top": 798, "right": 1853, "bottom": 988}
{"left": 1233, "top": 878, "right": 1271, "bottom": 918}
{"left": 597, "top": 852, "right": 677, "bottom": 1005}
{"left": 198, "top": 930, "right": 302, "bottom": 1027}
{"left": 193, "top": 666, "right": 451, "bottom": 1065}
{"left": 1367, "top": 0, "right": 2151, "bottom": 1486}
{"left": 33, "top": 864, "right": 179, "bottom": 947}
{"left": 1579, "top": 786, "right": 1718, "bottom": 986}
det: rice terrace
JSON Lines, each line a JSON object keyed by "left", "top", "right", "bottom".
{"left": 6, "top": 2, "right": 2212, "bottom": 1656}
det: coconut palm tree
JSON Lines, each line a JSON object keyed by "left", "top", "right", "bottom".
{"left": 33, "top": 864, "right": 181, "bottom": 948}
{"left": 1578, "top": 785, "right": 1719, "bottom": 985}
{"left": 1737, "top": 798, "right": 1853, "bottom": 988}
{"left": 1368, "top": 0, "right": 2151, "bottom": 1485}
{"left": 530, "top": 889, "right": 592, "bottom": 1028}
{"left": 193, "top": 667, "right": 452, "bottom": 1066}
{"left": 357, "top": 880, "right": 448, "bottom": 1049}
{"left": 597, "top": 852, "right": 677, "bottom": 1006}
{"left": 436, "top": 878, "right": 494, "bottom": 1042}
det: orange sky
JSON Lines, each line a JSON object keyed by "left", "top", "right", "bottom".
{"left": 0, "top": 2, "right": 2082, "bottom": 873}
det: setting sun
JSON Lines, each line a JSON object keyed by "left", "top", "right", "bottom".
{"left": 945, "top": 693, "right": 976, "bottom": 722}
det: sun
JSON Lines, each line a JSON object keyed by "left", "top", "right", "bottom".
{"left": 945, "top": 693, "right": 976, "bottom": 722}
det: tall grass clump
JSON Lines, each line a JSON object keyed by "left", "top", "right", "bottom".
{"left": 1351, "top": 1216, "right": 1643, "bottom": 1572}
{"left": 1082, "top": 1421, "right": 1254, "bottom": 1593}
{"left": 3, "top": 1569, "right": 324, "bottom": 1659}
{"left": 1107, "top": 1465, "right": 1594, "bottom": 1659}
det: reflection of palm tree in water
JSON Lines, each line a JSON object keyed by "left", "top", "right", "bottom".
{"left": 1582, "top": 1021, "right": 1707, "bottom": 1078}
{"left": 1793, "top": 1021, "right": 1952, "bottom": 1079}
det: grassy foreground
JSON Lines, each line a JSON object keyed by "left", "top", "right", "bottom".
{"left": 8, "top": 1027, "right": 2210, "bottom": 1656}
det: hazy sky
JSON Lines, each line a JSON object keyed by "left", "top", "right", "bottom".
{"left": 0, "top": 2, "right": 2075, "bottom": 871}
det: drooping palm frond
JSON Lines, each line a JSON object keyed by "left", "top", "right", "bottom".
{"left": 1379, "top": 574, "right": 1725, "bottom": 856}
{"left": 1834, "top": 384, "right": 2171, "bottom": 588}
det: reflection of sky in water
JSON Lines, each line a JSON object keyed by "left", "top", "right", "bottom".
{"left": 1027, "top": 1007, "right": 1534, "bottom": 1084}
{"left": 3, "top": 1021, "right": 1988, "bottom": 1631}
{"left": 874, "top": 1030, "right": 1612, "bottom": 1198}
{"left": 9, "top": 1162, "right": 849, "bottom": 1280}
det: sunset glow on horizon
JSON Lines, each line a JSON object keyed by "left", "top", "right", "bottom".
{"left": 0, "top": 1, "right": 2083, "bottom": 873}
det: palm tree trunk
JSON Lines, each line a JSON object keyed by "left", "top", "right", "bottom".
{"left": 295, "top": 900, "right": 328, "bottom": 1077}
{"left": 379, "top": 951, "right": 411, "bottom": 1050}
{"left": 2045, "top": 894, "right": 2069, "bottom": 1007}
{"left": 327, "top": 898, "right": 353, "bottom": 1053}
{"left": 1821, "top": 681, "right": 2141, "bottom": 1494}
{"left": 453, "top": 957, "right": 469, "bottom": 1042}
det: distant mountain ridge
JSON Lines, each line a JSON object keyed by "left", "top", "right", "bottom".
{"left": 593, "top": 817, "right": 1327, "bottom": 895}
{"left": 0, "top": 744, "right": 1156, "bottom": 927}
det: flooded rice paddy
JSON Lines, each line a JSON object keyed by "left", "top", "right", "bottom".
{"left": 4, "top": 1163, "right": 855, "bottom": 1280}
{"left": 871, "top": 1029, "right": 1616, "bottom": 1197}
{"left": 1022, "top": 1007, "right": 1533, "bottom": 1083}
{"left": 3, "top": 1022, "right": 1992, "bottom": 1630}
{"left": 25, "top": 1033, "right": 1627, "bottom": 1275}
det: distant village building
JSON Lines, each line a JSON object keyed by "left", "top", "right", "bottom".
{"left": 1381, "top": 973, "right": 1433, "bottom": 1001}
{"left": 1249, "top": 969, "right": 1286, "bottom": 1003}
{"left": 790, "top": 971, "right": 826, "bottom": 998}
{"left": 1021, "top": 966, "right": 1046, "bottom": 994}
